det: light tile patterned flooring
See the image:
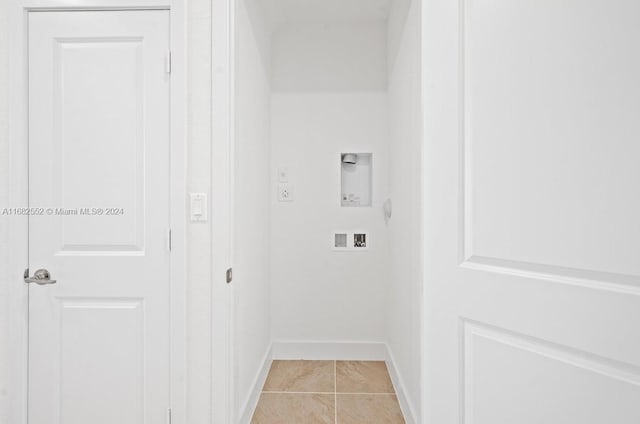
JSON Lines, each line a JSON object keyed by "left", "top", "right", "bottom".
{"left": 251, "top": 360, "right": 405, "bottom": 424}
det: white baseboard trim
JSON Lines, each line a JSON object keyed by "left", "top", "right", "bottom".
{"left": 238, "top": 345, "right": 273, "bottom": 424}
{"left": 385, "top": 345, "right": 418, "bottom": 424}
{"left": 272, "top": 341, "right": 386, "bottom": 360}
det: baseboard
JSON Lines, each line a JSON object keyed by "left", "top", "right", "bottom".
{"left": 238, "top": 345, "right": 273, "bottom": 424}
{"left": 385, "top": 345, "right": 418, "bottom": 424}
{"left": 272, "top": 341, "right": 386, "bottom": 360}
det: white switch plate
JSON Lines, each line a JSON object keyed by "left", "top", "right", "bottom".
{"left": 190, "top": 193, "right": 207, "bottom": 221}
{"left": 278, "top": 183, "right": 294, "bottom": 202}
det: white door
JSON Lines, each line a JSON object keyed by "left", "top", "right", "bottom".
{"left": 423, "top": 0, "right": 640, "bottom": 423}
{"left": 28, "top": 10, "right": 171, "bottom": 424}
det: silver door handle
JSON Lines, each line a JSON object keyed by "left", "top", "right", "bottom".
{"left": 24, "top": 268, "right": 57, "bottom": 285}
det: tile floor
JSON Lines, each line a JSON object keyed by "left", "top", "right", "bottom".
{"left": 251, "top": 360, "right": 405, "bottom": 424}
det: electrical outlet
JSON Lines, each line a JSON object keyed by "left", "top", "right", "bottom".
{"left": 278, "top": 183, "right": 294, "bottom": 202}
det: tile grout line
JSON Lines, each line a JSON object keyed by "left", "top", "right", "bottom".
{"left": 261, "top": 391, "right": 397, "bottom": 395}
{"left": 339, "top": 392, "right": 397, "bottom": 395}
{"left": 261, "top": 391, "right": 333, "bottom": 394}
{"left": 334, "top": 360, "right": 337, "bottom": 424}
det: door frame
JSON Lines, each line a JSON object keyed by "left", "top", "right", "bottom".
{"left": 7, "top": 1, "right": 188, "bottom": 423}
{"left": 211, "top": 0, "right": 235, "bottom": 423}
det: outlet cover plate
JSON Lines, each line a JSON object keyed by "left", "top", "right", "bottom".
{"left": 278, "top": 183, "right": 294, "bottom": 202}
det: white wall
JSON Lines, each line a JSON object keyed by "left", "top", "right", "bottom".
{"left": 386, "top": 0, "right": 422, "bottom": 421}
{"left": 270, "top": 22, "right": 390, "bottom": 347}
{"left": 186, "top": 0, "right": 213, "bottom": 421}
{"left": 233, "top": 0, "right": 273, "bottom": 419}
{"left": 272, "top": 22, "right": 387, "bottom": 92}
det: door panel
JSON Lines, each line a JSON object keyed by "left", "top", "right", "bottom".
{"left": 423, "top": 0, "right": 640, "bottom": 422}
{"left": 53, "top": 36, "right": 146, "bottom": 254}
{"left": 463, "top": 321, "right": 640, "bottom": 423}
{"left": 58, "top": 298, "right": 145, "bottom": 423}
{"left": 464, "top": 0, "right": 640, "bottom": 279}
{"left": 28, "top": 10, "right": 170, "bottom": 424}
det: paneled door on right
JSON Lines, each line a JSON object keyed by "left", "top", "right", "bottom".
{"left": 423, "top": 0, "right": 640, "bottom": 423}
{"left": 28, "top": 10, "right": 171, "bottom": 424}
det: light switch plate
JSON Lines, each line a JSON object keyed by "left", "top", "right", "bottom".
{"left": 278, "top": 183, "right": 294, "bottom": 202}
{"left": 190, "top": 193, "right": 207, "bottom": 221}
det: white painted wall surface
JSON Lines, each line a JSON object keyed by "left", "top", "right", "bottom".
{"left": 186, "top": 0, "right": 213, "bottom": 422}
{"left": 269, "top": 19, "right": 392, "bottom": 353}
{"left": 0, "top": 1, "right": 10, "bottom": 421}
{"left": 270, "top": 91, "right": 390, "bottom": 343}
{"left": 234, "top": 0, "right": 273, "bottom": 420}
{"left": 386, "top": 0, "right": 422, "bottom": 421}
{"left": 272, "top": 22, "right": 387, "bottom": 92}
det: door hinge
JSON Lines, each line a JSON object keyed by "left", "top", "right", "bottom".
{"left": 165, "top": 51, "right": 172, "bottom": 74}
{"left": 167, "top": 229, "right": 172, "bottom": 252}
{"left": 226, "top": 267, "right": 233, "bottom": 284}
{"left": 166, "top": 407, "right": 172, "bottom": 424}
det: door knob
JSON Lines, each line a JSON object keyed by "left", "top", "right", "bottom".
{"left": 24, "top": 268, "right": 57, "bottom": 285}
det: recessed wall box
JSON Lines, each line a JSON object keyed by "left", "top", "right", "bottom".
{"left": 332, "top": 231, "right": 349, "bottom": 251}
{"left": 353, "top": 233, "right": 368, "bottom": 249}
{"left": 341, "top": 153, "right": 372, "bottom": 207}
